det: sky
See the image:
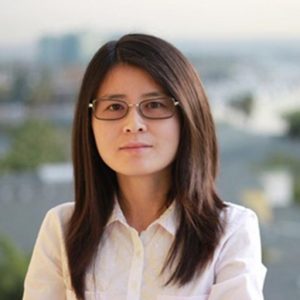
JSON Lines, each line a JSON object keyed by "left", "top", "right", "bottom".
{"left": 1, "top": 0, "right": 300, "bottom": 46}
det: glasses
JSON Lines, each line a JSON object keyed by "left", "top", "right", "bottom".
{"left": 89, "top": 96, "right": 179, "bottom": 120}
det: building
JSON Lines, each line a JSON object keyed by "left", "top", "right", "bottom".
{"left": 37, "top": 31, "right": 104, "bottom": 67}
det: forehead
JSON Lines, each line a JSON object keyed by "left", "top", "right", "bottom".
{"left": 97, "top": 64, "right": 165, "bottom": 98}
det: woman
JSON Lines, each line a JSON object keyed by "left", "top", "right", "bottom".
{"left": 23, "top": 33, "right": 267, "bottom": 300}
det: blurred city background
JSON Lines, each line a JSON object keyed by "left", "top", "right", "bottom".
{"left": 0, "top": 1, "right": 300, "bottom": 299}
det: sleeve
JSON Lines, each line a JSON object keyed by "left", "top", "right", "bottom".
{"left": 208, "top": 209, "right": 267, "bottom": 300}
{"left": 23, "top": 208, "right": 68, "bottom": 300}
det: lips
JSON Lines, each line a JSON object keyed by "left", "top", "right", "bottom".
{"left": 119, "top": 142, "right": 153, "bottom": 150}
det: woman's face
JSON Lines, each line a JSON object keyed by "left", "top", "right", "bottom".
{"left": 91, "top": 64, "right": 180, "bottom": 178}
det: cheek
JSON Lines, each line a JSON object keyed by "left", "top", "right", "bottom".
{"left": 171, "top": 116, "right": 181, "bottom": 143}
{"left": 172, "top": 129, "right": 180, "bottom": 155}
{"left": 92, "top": 123, "right": 113, "bottom": 157}
{"left": 160, "top": 119, "right": 180, "bottom": 155}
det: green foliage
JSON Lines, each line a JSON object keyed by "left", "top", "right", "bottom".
{"left": 0, "top": 85, "right": 10, "bottom": 103}
{"left": 261, "top": 152, "right": 300, "bottom": 171}
{"left": 283, "top": 110, "right": 300, "bottom": 139}
{"left": 228, "top": 91, "right": 254, "bottom": 117}
{"left": 0, "top": 119, "right": 69, "bottom": 172}
{"left": 0, "top": 235, "right": 29, "bottom": 300}
{"left": 294, "top": 176, "right": 300, "bottom": 205}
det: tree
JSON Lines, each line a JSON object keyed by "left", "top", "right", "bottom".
{"left": 283, "top": 110, "right": 300, "bottom": 139}
{"left": 0, "top": 119, "right": 69, "bottom": 171}
{"left": 228, "top": 91, "right": 254, "bottom": 117}
{"left": 0, "top": 235, "right": 29, "bottom": 300}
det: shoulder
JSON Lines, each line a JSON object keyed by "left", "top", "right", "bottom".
{"left": 40, "top": 202, "right": 75, "bottom": 236}
{"left": 215, "top": 202, "right": 264, "bottom": 267}
{"left": 212, "top": 202, "right": 267, "bottom": 296}
{"left": 46, "top": 201, "right": 75, "bottom": 220}
{"left": 24, "top": 202, "right": 75, "bottom": 296}
{"left": 221, "top": 201, "right": 259, "bottom": 236}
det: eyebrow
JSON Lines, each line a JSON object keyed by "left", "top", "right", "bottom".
{"left": 101, "top": 91, "right": 166, "bottom": 99}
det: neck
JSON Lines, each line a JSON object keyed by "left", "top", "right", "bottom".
{"left": 117, "top": 172, "right": 171, "bottom": 233}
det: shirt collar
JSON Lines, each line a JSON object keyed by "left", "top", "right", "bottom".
{"left": 106, "top": 197, "right": 179, "bottom": 236}
{"left": 155, "top": 201, "right": 178, "bottom": 236}
{"left": 106, "top": 199, "right": 127, "bottom": 227}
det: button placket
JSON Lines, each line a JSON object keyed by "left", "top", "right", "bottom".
{"left": 127, "top": 229, "right": 145, "bottom": 300}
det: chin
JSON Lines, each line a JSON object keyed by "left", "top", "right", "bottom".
{"left": 114, "top": 163, "right": 173, "bottom": 178}
{"left": 116, "top": 168, "right": 158, "bottom": 177}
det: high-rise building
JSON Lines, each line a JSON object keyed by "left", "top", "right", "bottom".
{"left": 38, "top": 31, "right": 103, "bottom": 66}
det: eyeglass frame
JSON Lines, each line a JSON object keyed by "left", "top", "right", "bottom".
{"left": 88, "top": 96, "right": 180, "bottom": 121}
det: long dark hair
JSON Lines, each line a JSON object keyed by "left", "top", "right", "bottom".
{"left": 67, "top": 33, "right": 226, "bottom": 299}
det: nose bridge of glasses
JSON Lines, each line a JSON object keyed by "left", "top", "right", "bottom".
{"left": 126, "top": 102, "right": 143, "bottom": 117}
{"left": 127, "top": 102, "right": 140, "bottom": 108}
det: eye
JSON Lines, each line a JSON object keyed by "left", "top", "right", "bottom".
{"left": 106, "top": 102, "right": 126, "bottom": 111}
{"left": 145, "top": 100, "right": 165, "bottom": 109}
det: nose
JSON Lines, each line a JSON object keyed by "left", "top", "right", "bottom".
{"left": 122, "top": 106, "right": 147, "bottom": 133}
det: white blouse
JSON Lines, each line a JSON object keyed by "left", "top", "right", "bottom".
{"left": 23, "top": 201, "right": 267, "bottom": 300}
